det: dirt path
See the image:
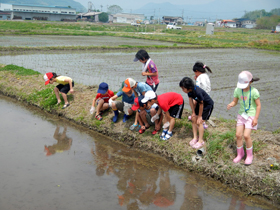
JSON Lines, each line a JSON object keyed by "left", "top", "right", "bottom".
{"left": 0, "top": 70, "right": 279, "bottom": 207}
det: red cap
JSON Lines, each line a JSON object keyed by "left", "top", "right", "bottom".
{"left": 44, "top": 72, "right": 53, "bottom": 85}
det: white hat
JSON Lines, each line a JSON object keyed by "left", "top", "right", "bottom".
{"left": 141, "top": 90, "right": 156, "bottom": 103}
{"left": 237, "top": 71, "right": 252, "bottom": 89}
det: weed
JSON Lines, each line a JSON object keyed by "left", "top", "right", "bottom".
{"left": 0, "top": 64, "right": 40, "bottom": 76}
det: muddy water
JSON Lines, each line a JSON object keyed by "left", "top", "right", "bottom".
{"left": 0, "top": 95, "right": 276, "bottom": 210}
{"left": 0, "top": 48, "right": 279, "bottom": 131}
{"left": 0, "top": 35, "right": 186, "bottom": 47}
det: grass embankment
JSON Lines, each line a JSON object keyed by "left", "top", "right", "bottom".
{"left": 0, "top": 64, "right": 280, "bottom": 207}
{"left": 0, "top": 21, "right": 279, "bottom": 51}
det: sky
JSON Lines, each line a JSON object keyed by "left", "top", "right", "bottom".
{"left": 74, "top": 0, "right": 279, "bottom": 13}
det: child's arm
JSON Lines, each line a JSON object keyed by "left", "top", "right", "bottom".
{"left": 197, "top": 102, "right": 204, "bottom": 124}
{"left": 90, "top": 97, "right": 97, "bottom": 114}
{"left": 252, "top": 98, "right": 261, "bottom": 127}
{"left": 64, "top": 78, "right": 74, "bottom": 93}
{"left": 227, "top": 98, "right": 238, "bottom": 110}
{"left": 189, "top": 97, "right": 196, "bottom": 118}
{"left": 110, "top": 95, "right": 118, "bottom": 101}
{"left": 142, "top": 72, "right": 157, "bottom": 76}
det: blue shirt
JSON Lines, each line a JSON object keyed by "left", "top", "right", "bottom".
{"left": 134, "top": 82, "right": 153, "bottom": 96}
{"left": 116, "top": 91, "right": 135, "bottom": 104}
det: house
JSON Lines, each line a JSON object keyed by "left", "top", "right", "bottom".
{"left": 0, "top": 11, "right": 11, "bottom": 20}
{"left": 0, "top": 3, "right": 76, "bottom": 21}
{"left": 77, "top": 11, "right": 102, "bottom": 22}
{"left": 194, "top": 21, "right": 204, "bottom": 26}
{"left": 234, "top": 18, "right": 256, "bottom": 28}
{"left": 221, "top": 20, "right": 236, "bottom": 28}
{"left": 109, "top": 13, "right": 144, "bottom": 24}
{"left": 276, "top": 23, "right": 280, "bottom": 32}
{"left": 162, "top": 16, "right": 183, "bottom": 24}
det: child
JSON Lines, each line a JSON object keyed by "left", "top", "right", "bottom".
{"left": 227, "top": 71, "right": 261, "bottom": 166}
{"left": 90, "top": 82, "right": 114, "bottom": 121}
{"left": 142, "top": 91, "right": 184, "bottom": 141}
{"left": 189, "top": 61, "right": 212, "bottom": 129}
{"left": 109, "top": 81, "right": 136, "bottom": 123}
{"left": 179, "top": 77, "right": 214, "bottom": 149}
{"left": 131, "top": 95, "right": 163, "bottom": 134}
{"left": 44, "top": 72, "right": 74, "bottom": 109}
{"left": 133, "top": 49, "right": 160, "bottom": 92}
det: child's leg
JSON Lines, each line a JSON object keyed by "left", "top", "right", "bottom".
{"left": 61, "top": 92, "right": 68, "bottom": 105}
{"left": 139, "top": 110, "right": 149, "bottom": 127}
{"left": 233, "top": 125, "right": 245, "bottom": 163}
{"left": 244, "top": 128, "right": 253, "bottom": 165}
{"left": 197, "top": 122, "right": 204, "bottom": 143}
{"left": 54, "top": 87, "right": 61, "bottom": 104}
{"left": 191, "top": 116, "right": 198, "bottom": 140}
{"left": 95, "top": 99, "right": 104, "bottom": 116}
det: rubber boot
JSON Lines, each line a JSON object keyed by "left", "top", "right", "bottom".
{"left": 233, "top": 146, "right": 244, "bottom": 163}
{"left": 244, "top": 147, "right": 253, "bottom": 166}
{"left": 113, "top": 110, "right": 119, "bottom": 123}
{"left": 123, "top": 114, "right": 130, "bottom": 122}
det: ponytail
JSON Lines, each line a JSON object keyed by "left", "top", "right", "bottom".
{"left": 193, "top": 61, "right": 212, "bottom": 73}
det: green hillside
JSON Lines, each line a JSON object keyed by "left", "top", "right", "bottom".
{"left": 0, "top": 0, "right": 86, "bottom": 12}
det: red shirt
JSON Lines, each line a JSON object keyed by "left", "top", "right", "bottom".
{"left": 157, "top": 92, "right": 183, "bottom": 112}
{"left": 95, "top": 90, "right": 114, "bottom": 103}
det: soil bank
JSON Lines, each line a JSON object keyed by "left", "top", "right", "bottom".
{"left": 0, "top": 70, "right": 279, "bottom": 207}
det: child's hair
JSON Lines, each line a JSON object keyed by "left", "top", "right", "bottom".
{"left": 251, "top": 78, "right": 260, "bottom": 83}
{"left": 135, "top": 49, "right": 150, "bottom": 61}
{"left": 179, "top": 77, "right": 195, "bottom": 90}
{"left": 193, "top": 61, "right": 212, "bottom": 73}
{"left": 51, "top": 72, "right": 58, "bottom": 79}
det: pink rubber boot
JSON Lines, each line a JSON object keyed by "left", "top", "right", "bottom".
{"left": 244, "top": 147, "right": 253, "bottom": 166}
{"left": 233, "top": 146, "right": 244, "bottom": 163}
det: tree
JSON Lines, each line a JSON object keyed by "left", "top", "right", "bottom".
{"left": 242, "top": 9, "right": 271, "bottom": 21}
{"left": 256, "top": 15, "right": 280, "bottom": 29}
{"left": 107, "top": 5, "right": 123, "bottom": 14}
{"left": 270, "top": 8, "right": 280, "bottom": 16}
{"left": 99, "top": 12, "right": 109, "bottom": 23}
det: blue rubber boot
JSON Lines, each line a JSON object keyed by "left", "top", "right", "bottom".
{"left": 113, "top": 110, "right": 119, "bottom": 123}
{"left": 123, "top": 114, "right": 130, "bottom": 122}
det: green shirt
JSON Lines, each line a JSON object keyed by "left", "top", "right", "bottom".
{"left": 233, "top": 86, "right": 260, "bottom": 117}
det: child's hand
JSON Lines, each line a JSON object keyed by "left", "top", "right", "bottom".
{"left": 141, "top": 72, "right": 146, "bottom": 76}
{"left": 70, "top": 89, "right": 74, "bottom": 94}
{"left": 151, "top": 114, "right": 159, "bottom": 123}
{"left": 227, "top": 103, "right": 233, "bottom": 110}
{"left": 191, "top": 113, "right": 196, "bottom": 120}
{"left": 197, "top": 116, "right": 203, "bottom": 124}
{"left": 252, "top": 118, "right": 258, "bottom": 127}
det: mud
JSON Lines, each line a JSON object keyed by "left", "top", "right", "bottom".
{"left": 0, "top": 95, "right": 275, "bottom": 210}
{"left": 0, "top": 48, "right": 279, "bottom": 131}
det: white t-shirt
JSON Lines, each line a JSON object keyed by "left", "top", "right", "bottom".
{"left": 196, "top": 73, "right": 211, "bottom": 94}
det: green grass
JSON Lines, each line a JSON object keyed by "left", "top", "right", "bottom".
{"left": 0, "top": 64, "right": 40, "bottom": 76}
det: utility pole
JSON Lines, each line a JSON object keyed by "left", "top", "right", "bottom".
{"left": 158, "top": 8, "right": 160, "bottom": 24}
{"left": 100, "top": 5, "right": 103, "bottom": 12}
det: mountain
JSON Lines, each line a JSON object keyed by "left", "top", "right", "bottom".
{"left": 0, "top": 0, "right": 86, "bottom": 12}
{"left": 132, "top": 0, "right": 280, "bottom": 22}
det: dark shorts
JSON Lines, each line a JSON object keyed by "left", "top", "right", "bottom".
{"left": 168, "top": 101, "right": 184, "bottom": 119}
{"left": 56, "top": 81, "right": 74, "bottom": 94}
{"left": 146, "top": 82, "right": 159, "bottom": 92}
{"left": 195, "top": 103, "right": 214, "bottom": 121}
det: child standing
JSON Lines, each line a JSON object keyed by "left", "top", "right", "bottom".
{"left": 227, "top": 71, "right": 261, "bottom": 166}
{"left": 90, "top": 82, "right": 114, "bottom": 121}
{"left": 44, "top": 72, "right": 74, "bottom": 109}
{"left": 133, "top": 49, "right": 160, "bottom": 92}
{"left": 189, "top": 62, "right": 212, "bottom": 129}
{"left": 142, "top": 91, "right": 184, "bottom": 141}
{"left": 180, "top": 77, "right": 214, "bottom": 149}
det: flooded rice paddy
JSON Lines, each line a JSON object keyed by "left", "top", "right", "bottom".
{"left": 0, "top": 95, "right": 276, "bottom": 210}
{"left": 0, "top": 35, "right": 187, "bottom": 47}
{"left": 0, "top": 44, "right": 279, "bottom": 131}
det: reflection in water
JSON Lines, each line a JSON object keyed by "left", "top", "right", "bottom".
{"left": 44, "top": 126, "right": 72, "bottom": 156}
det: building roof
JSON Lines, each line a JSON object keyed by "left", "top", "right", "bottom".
{"left": 78, "top": 11, "right": 102, "bottom": 16}
{"left": 10, "top": 3, "right": 74, "bottom": 9}
{"left": 163, "top": 16, "right": 182, "bottom": 19}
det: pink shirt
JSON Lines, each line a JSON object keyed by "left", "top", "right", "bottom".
{"left": 146, "top": 60, "right": 159, "bottom": 86}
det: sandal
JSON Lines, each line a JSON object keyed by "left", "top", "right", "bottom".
{"left": 56, "top": 101, "right": 61, "bottom": 105}
{"left": 162, "top": 132, "right": 173, "bottom": 141}
{"left": 95, "top": 114, "right": 103, "bottom": 121}
{"left": 135, "top": 125, "right": 141, "bottom": 132}
{"left": 130, "top": 123, "right": 139, "bottom": 131}
{"left": 139, "top": 128, "right": 145, "bottom": 134}
{"left": 152, "top": 129, "right": 160, "bottom": 135}
{"left": 62, "top": 103, "right": 70, "bottom": 109}
{"left": 160, "top": 129, "right": 168, "bottom": 139}
{"left": 192, "top": 141, "right": 205, "bottom": 149}
{"left": 189, "top": 138, "right": 198, "bottom": 147}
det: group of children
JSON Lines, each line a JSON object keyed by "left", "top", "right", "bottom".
{"left": 43, "top": 50, "right": 261, "bottom": 166}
